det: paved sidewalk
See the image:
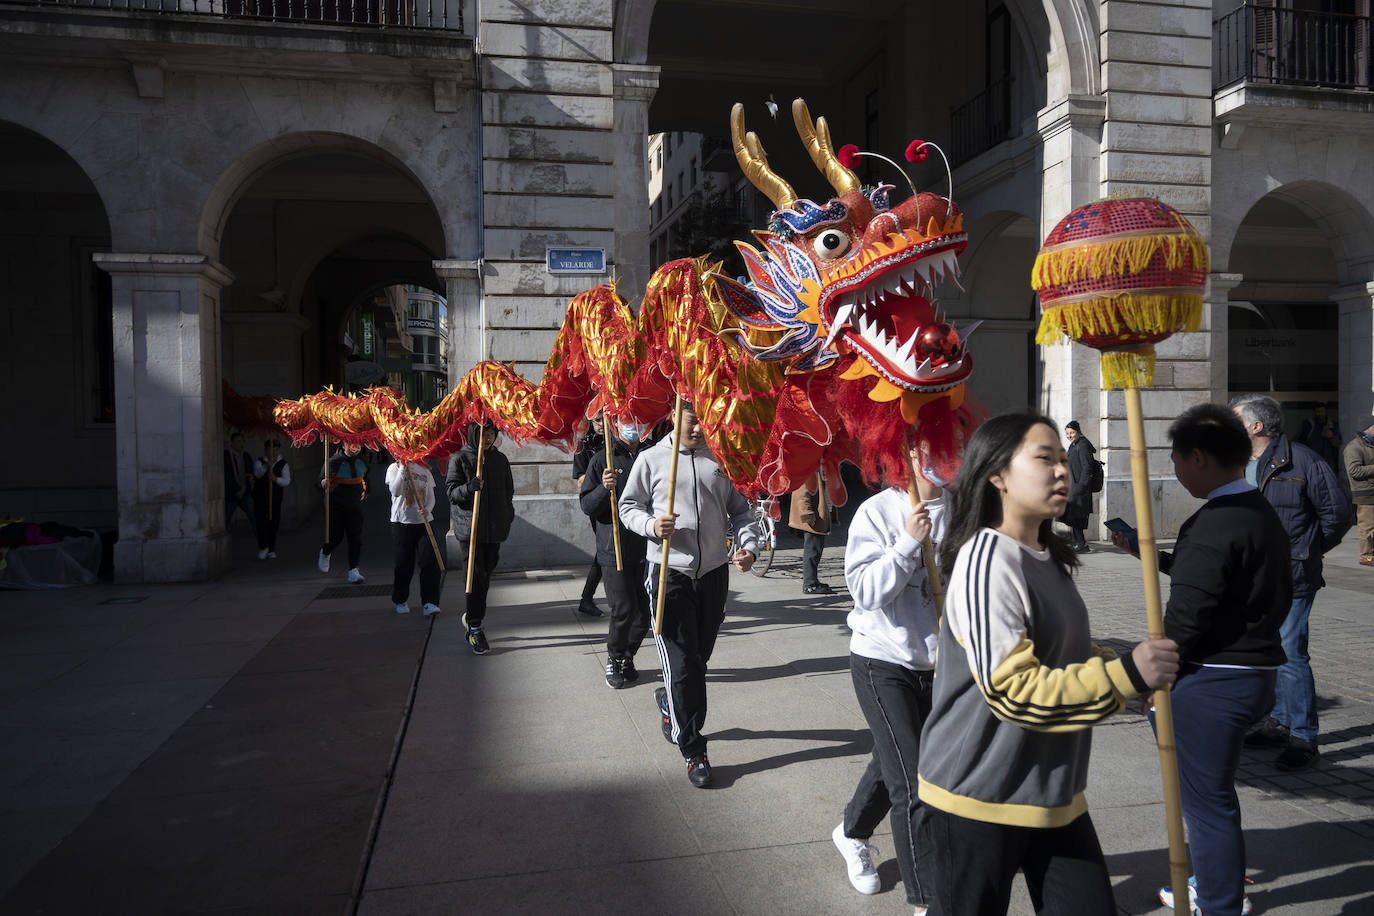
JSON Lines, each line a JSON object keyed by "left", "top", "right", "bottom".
{"left": 1, "top": 510, "right": 1372, "bottom": 914}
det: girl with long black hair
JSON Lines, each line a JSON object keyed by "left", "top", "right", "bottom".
{"left": 917, "top": 413, "right": 1179, "bottom": 915}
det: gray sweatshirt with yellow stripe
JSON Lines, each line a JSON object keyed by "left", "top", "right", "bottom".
{"left": 918, "top": 527, "right": 1141, "bottom": 828}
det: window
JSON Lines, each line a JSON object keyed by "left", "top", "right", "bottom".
{"left": 656, "top": 146, "right": 662, "bottom": 170}
{"left": 690, "top": 157, "right": 697, "bottom": 188}
{"left": 678, "top": 174, "right": 685, "bottom": 199}
{"left": 667, "top": 187, "right": 674, "bottom": 210}
{"left": 665, "top": 133, "right": 672, "bottom": 157}
{"left": 654, "top": 198, "right": 661, "bottom": 223}
{"left": 735, "top": 186, "right": 751, "bottom": 222}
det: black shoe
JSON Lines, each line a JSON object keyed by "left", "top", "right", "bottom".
{"left": 686, "top": 753, "right": 712, "bottom": 788}
{"left": 463, "top": 614, "right": 490, "bottom": 655}
{"left": 1244, "top": 716, "right": 1289, "bottom": 749}
{"left": 1073, "top": 543, "right": 1091, "bottom": 554}
{"left": 621, "top": 657, "right": 639, "bottom": 683}
{"left": 655, "top": 686, "right": 675, "bottom": 744}
{"left": 803, "top": 582, "right": 834, "bottom": 595}
{"left": 605, "top": 658, "right": 626, "bottom": 689}
{"left": 577, "top": 598, "right": 604, "bottom": 617}
{"left": 1275, "top": 738, "right": 1319, "bottom": 771}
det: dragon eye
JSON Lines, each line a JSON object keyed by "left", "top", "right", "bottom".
{"left": 812, "top": 230, "right": 850, "bottom": 260}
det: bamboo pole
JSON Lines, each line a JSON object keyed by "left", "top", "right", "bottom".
{"left": 403, "top": 461, "right": 446, "bottom": 573}
{"left": 653, "top": 395, "right": 685, "bottom": 636}
{"left": 904, "top": 446, "right": 945, "bottom": 616}
{"left": 606, "top": 426, "right": 624, "bottom": 572}
{"left": 322, "top": 434, "right": 331, "bottom": 542}
{"left": 1125, "top": 385, "right": 1190, "bottom": 916}
{"left": 466, "top": 427, "right": 488, "bottom": 594}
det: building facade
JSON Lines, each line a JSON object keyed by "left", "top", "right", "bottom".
{"left": 2, "top": 0, "right": 1371, "bottom": 581}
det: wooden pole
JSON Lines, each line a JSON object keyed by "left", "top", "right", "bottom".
{"left": 653, "top": 395, "right": 685, "bottom": 636}
{"left": 1125, "top": 385, "right": 1190, "bottom": 916}
{"left": 403, "top": 461, "right": 446, "bottom": 573}
{"left": 904, "top": 446, "right": 945, "bottom": 616}
{"left": 322, "top": 434, "right": 331, "bottom": 542}
{"left": 606, "top": 426, "right": 624, "bottom": 572}
{"left": 466, "top": 428, "right": 488, "bottom": 594}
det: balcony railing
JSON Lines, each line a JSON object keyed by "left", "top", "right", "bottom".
{"left": 9, "top": 0, "right": 462, "bottom": 30}
{"left": 1215, "top": 3, "right": 1370, "bottom": 91}
{"left": 949, "top": 77, "right": 1014, "bottom": 167}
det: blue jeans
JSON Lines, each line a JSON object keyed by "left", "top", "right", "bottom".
{"left": 1272, "top": 596, "right": 1317, "bottom": 742}
{"left": 1153, "top": 665, "right": 1274, "bottom": 916}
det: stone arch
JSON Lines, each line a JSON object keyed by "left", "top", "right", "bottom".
{"left": 1216, "top": 180, "right": 1374, "bottom": 287}
{"left": 1007, "top": 0, "right": 1099, "bottom": 101}
{"left": 199, "top": 132, "right": 449, "bottom": 262}
{"left": 614, "top": 0, "right": 659, "bottom": 64}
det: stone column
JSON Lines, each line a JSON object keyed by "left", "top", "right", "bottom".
{"left": 612, "top": 63, "right": 659, "bottom": 299}
{"left": 433, "top": 259, "right": 482, "bottom": 376}
{"left": 95, "top": 253, "right": 233, "bottom": 582}
{"left": 1332, "top": 282, "right": 1374, "bottom": 434}
{"left": 1206, "top": 273, "right": 1243, "bottom": 405}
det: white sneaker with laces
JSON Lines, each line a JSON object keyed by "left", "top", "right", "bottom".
{"left": 395, "top": 603, "right": 410, "bottom": 615}
{"left": 422, "top": 603, "right": 440, "bottom": 616}
{"left": 831, "top": 823, "right": 880, "bottom": 895}
{"left": 257, "top": 548, "right": 269, "bottom": 560}
{"left": 348, "top": 568, "right": 365, "bottom": 584}
{"left": 318, "top": 550, "right": 330, "bottom": 573}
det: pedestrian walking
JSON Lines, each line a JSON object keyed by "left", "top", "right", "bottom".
{"left": 319, "top": 442, "right": 368, "bottom": 584}
{"left": 447, "top": 421, "right": 514, "bottom": 655}
{"left": 1063, "top": 419, "right": 1097, "bottom": 553}
{"left": 918, "top": 413, "right": 1178, "bottom": 916}
{"left": 791, "top": 474, "right": 833, "bottom": 594}
{"left": 1115, "top": 404, "right": 1289, "bottom": 916}
{"left": 832, "top": 446, "right": 945, "bottom": 914}
{"left": 1345, "top": 413, "right": 1374, "bottom": 568}
{"left": 618, "top": 402, "right": 760, "bottom": 788}
{"left": 579, "top": 422, "right": 649, "bottom": 688}
{"left": 572, "top": 411, "right": 606, "bottom": 617}
{"left": 251, "top": 438, "right": 290, "bottom": 559}
{"left": 387, "top": 457, "right": 442, "bottom": 617}
{"left": 1231, "top": 394, "right": 1352, "bottom": 770}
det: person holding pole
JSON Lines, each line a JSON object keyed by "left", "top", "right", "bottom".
{"left": 579, "top": 420, "right": 649, "bottom": 689}
{"left": 447, "top": 421, "right": 513, "bottom": 655}
{"left": 917, "top": 413, "right": 1179, "bottom": 915}
{"left": 618, "top": 401, "right": 760, "bottom": 788}
{"left": 252, "top": 438, "right": 290, "bottom": 560}
{"left": 831, "top": 442, "right": 945, "bottom": 913}
{"left": 571, "top": 411, "right": 607, "bottom": 617}
{"left": 1113, "top": 404, "right": 1287, "bottom": 916}
{"left": 319, "top": 442, "right": 368, "bottom": 584}
{"left": 386, "top": 455, "right": 443, "bottom": 617}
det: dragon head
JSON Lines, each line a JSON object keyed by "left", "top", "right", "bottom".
{"left": 717, "top": 99, "right": 977, "bottom": 422}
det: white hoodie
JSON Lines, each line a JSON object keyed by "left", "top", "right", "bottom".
{"left": 386, "top": 461, "right": 435, "bottom": 524}
{"left": 844, "top": 487, "right": 948, "bottom": 670}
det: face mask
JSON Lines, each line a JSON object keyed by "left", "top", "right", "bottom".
{"left": 620, "top": 425, "right": 641, "bottom": 444}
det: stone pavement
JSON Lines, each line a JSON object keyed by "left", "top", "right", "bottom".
{"left": 1, "top": 503, "right": 1372, "bottom": 915}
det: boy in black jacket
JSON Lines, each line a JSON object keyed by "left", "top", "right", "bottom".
{"left": 579, "top": 421, "right": 649, "bottom": 689}
{"left": 1115, "top": 403, "right": 1290, "bottom": 916}
{"left": 446, "top": 422, "right": 514, "bottom": 655}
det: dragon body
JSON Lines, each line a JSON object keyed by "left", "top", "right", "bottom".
{"left": 273, "top": 99, "right": 980, "bottom": 503}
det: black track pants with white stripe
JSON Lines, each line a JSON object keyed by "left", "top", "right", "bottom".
{"left": 648, "top": 563, "right": 729, "bottom": 759}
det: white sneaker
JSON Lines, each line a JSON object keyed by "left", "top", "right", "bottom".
{"left": 257, "top": 548, "right": 269, "bottom": 560}
{"left": 422, "top": 603, "right": 440, "bottom": 617}
{"left": 318, "top": 550, "right": 330, "bottom": 573}
{"left": 832, "top": 823, "right": 880, "bottom": 895}
{"left": 1158, "top": 876, "right": 1253, "bottom": 915}
{"left": 348, "top": 568, "right": 365, "bottom": 584}
{"left": 267, "top": 551, "right": 277, "bottom": 559}
{"left": 395, "top": 603, "right": 410, "bottom": 615}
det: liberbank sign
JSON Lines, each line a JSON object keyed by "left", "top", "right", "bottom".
{"left": 546, "top": 247, "right": 606, "bottom": 275}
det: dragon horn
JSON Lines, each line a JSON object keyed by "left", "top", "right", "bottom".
{"left": 792, "top": 98, "right": 861, "bottom": 197}
{"left": 731, "top": 102, "right": 797, "bottom": 211}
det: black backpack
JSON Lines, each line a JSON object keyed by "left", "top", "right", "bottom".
{"left": 1088, "top": 458, "right": 1105, "bottom": 493}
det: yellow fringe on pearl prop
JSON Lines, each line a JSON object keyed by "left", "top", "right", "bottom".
{"left": 1035, "top": 293, "right": 1203, "bottom": 347}
{"left": 1099, "top": 349, "right": 1158, "bottom": 390}
{"left": 1031, "top": 232, "right": 1208, "bottom": 290}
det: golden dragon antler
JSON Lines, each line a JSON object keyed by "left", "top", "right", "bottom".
{"left": 730, "top": 103, "right": 797, "bottom": 211}
{"left": 792, "top": 98, "right": 861, "bottom": 197}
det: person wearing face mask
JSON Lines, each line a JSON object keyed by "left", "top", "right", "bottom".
{"left": 579, "top": 420, "right": 650, "bottom": 688}
{"left": 571, "top": 411, "right": 607, "bottom": 617}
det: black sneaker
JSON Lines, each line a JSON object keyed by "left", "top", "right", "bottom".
{"left": 1275, "top": 738, "right": 1318, "bottom": 771}
{"left": 577, "top": 598, "right": 604, "bottom": 617}
{"left": 1244, "top": 715, "right": 1289, "bottom": 749}
{"left": 655, "top": 686, "right": 675, "bottom": 744}
{"left": 686, "top": 753, "right": 712, "bottom": 788}
{"left": 803, "top": 582, "right": 834, "bottom": 595}
{"left": 463, "top": 614, "right": 489, "bottom": 655}
{"left": 605, "top": 658, "right": 626, "bottom": 689}
{"left": 621, "top": 657, "right": 639, "bottom": 683}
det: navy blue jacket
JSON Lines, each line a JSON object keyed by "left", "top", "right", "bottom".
{"left": 1254, "top": 433, "right": 1353, "bottom": 597}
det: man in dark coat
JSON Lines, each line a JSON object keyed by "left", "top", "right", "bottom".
{"left": 224, "top": 431, "right": 256, "bottom": 536}
{"left": 1296, "top": 404, "right": 1343, "bottom": 478}
{"left": 446, "top": 421, "right": 515, "bottom": 655}
{"left": 1231, "top": 394, "right": 1352, "bottom": 770}
{"left": 1064, "top": 419, "right": 1097, "bottom": 553}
